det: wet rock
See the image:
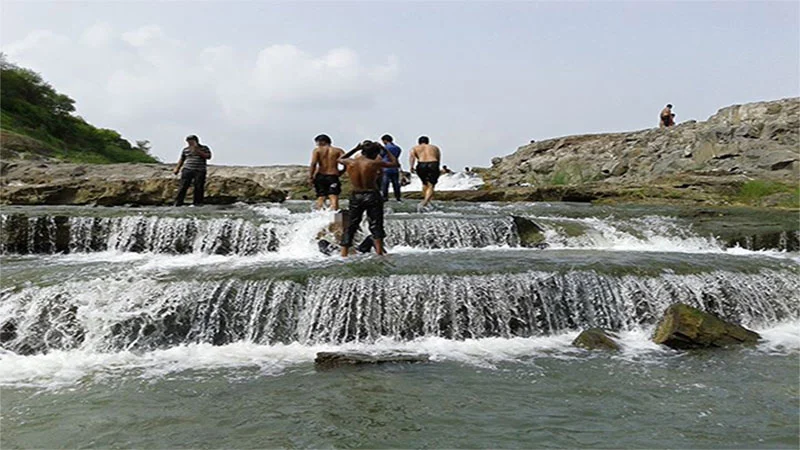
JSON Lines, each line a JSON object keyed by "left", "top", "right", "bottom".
{"left": 314, "top": 351, "right": 429, "bottom": 370}
{"left": 652, "top": 303, "right": 760, "bottom": 349}
{"left": 512, "top": 216, "right": 546, "bottom": 247}
{"left": 572, "top": 328, "right": 621, "bottom": 351}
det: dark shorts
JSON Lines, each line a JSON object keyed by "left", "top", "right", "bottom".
{"left": 417, "top": 162, "right": 440, "bottom": 185}
{"left": 341, "top": 191, "right": 385, "bottom": 247}
{"left": 314, "top": 174, "right": 341, "bottom": 197}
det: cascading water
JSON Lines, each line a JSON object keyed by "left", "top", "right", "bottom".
{"left": 2, "top": 202, "right": 799, "bottom": 449}
{"left": 2, "top": 267, "right": 797, "bottom": 354}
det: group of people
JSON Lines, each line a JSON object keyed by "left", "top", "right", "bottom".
{"left": 308, "top": 133, "right": 442, "bottom": 256}
{"left": 173, "top": 103, "right": 672, "bottom": 256}
{"left": 172, "top": 132, "right": 444, "bottom": 257}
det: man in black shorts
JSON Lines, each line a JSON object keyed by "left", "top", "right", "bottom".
{"left": 309, "top": 134, "right": 345, "bottom": 210}
{"left": 338, "top": 140, "right": 399, "bottom": 256}
{"left": 409, "top": 136, "right": 442, "bottom": 209}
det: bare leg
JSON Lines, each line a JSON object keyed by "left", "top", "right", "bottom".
{"left": 315, "top": 197, "right": 325, "bottom": 210}
{"left": 340, "top": 246, "right": 350, "bottom": 257}
{"left": 374, "top": 238, "right": 385, "bottom": 255}
{"left": 329, "top": 195, "right": 339, "bottom": 211}
{"left": 421, "top": 183, "right": 434, "bottom": 207}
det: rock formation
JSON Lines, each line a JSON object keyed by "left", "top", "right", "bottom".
{"left": 314, "top": 351, "right": 430, "bottom": 370}
{"left": 572, "top": 328, "right": 621, "bottom": 351}
{"left": 652, "top": 303, "right": 761, "bottom": 349}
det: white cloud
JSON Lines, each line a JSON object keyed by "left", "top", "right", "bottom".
{"left": 3, "top": 24, "right": 399, "bottom": 164}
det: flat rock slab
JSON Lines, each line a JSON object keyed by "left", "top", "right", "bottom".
{"left": 315, "top": 351, "right": 430, "bottom": 370}
{"left": 653, "top": 303, "right": 761, "bottom": 350}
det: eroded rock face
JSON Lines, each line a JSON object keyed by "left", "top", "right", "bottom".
{"left": 486, "top": 98, "right": 800, "bottom": 191}
{"left": 572, "top": 328, "right": 621, "bottom": 351}
{"left": 0, "top": 163, "right": 292, "bottom": 205}
{"left": 314, "top": 352, "right": 430, "bottom": 370}
{"left": 652, "top": 303, "right": 761, "bottom": 350}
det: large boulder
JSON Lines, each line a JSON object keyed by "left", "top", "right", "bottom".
{"left": 652, "top": 303, "right": 761, "bottom": 349}
{"left": 572, "top": 328, "right": 621, "bottom": 351}
{"left": 314, "top": 351, "right": 429, "bottom": 370}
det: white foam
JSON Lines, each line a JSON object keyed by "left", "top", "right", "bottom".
{"left": 404, "top": 172, "right": 484, "bottom": 192}
{"left": 537, "top": 215, "right": 796, "bottom": 258}
{"left": 4, "top": 321, "right": 796, "bottom": 389}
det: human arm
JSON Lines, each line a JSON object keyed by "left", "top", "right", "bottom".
{"left": 378, "top": 147, "right": 400, "bottom": 168}
{"left": 337, "top": 144, "right": 362, "bottom": 166}
{"left": 409, "top": 148, "right": 417, "bottom": 173}
{"left": 308, "top": 149, "right": 319, "bottom": 184}
{"left": 434, "top": 146, "right": 441, "bottom": 162}
{"left": 193, "top": 145, "right": 212, "bottom": 159}
{"left": 173, "top": 152, "right": 185, "bottom": 174}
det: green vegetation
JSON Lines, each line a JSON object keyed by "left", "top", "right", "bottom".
{"left": 0, "top": 55, "right": 158, "bottom": 163}
{"left": 735, "top": 180, "right": 799, "bottom": 207}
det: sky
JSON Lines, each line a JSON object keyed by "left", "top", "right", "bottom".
{"left": 2, "top": 1, "right": 798, "bottom": 169}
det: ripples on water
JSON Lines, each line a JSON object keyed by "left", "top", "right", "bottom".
{"left": 1, "top": 202, "right": 798, "bottom": 448}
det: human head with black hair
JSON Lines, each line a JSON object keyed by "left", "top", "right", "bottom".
{"left": 360, "top": 140, "right": 382, "bottom": 159}
{"left": 381, "top": 134, "right": 393, "bottom": 144}
{"left": 418, "top": 136, "right": 429, "bottom": 145}
{"left": 666, "top": 104, "right": 673, "bottom": 109}
{"left": 186, "top": 135, "right": 200, "bottom": 145}
{"left": 315, "top": 134, "right": 332, "bottom": 145}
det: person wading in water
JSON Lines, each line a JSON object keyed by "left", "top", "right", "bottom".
{"left": 409, "top": 136, "right": 442, "bottom": 209}
{"left": 173, "top": 135, "right": 212, "bottom": 206}
{"left": 380, "top": 134, "right": 403, "bottom": 202}
{"left": 309, "top": 134, "right": 345, "bottom": 210}
{"left": 338, "top": 140, "right": 399, "bottom": 256}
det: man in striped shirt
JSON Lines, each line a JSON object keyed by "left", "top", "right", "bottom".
{"left": 173, "top": 135, "right": 212, "bottom": 206}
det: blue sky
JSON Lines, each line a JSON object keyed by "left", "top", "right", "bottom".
{"left": 2, "top": 1, "right": 798, "bottom": 169}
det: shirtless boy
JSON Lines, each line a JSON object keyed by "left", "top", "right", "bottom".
{"left": 409, "top": 136, "right": 442, "bottom": 208}
{"left": 309, "top": 134, "right": 345, "bottom": 210}
{"left": 338, "top": 140, "right": 399, "bottom": 256}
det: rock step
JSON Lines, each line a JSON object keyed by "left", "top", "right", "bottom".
{"left": 652, "top": 303, "right": 761, "bottom": 349}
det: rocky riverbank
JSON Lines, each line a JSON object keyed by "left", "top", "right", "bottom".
{"left": 481, "top": 97, "right": 799, "bottom": 207}
{"left": 1, "top": 98, "right": 797, "bottom": 207}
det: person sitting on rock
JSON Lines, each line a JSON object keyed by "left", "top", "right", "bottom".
{"left": 660, "top": 104, "right": 675, "bottom": 128}
{"left": 173, "top": 134, "right": 212, "bottom": 206}
{"left": 309, "top": 134, "right": 345, "bottom": 210}
{"left": 338, "top": 140, "right": 399, "bottom": 256}
{"left": 440, "top": 165, "right": 454, "bottom": 175}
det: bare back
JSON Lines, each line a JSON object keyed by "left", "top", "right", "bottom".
{"left": 411, "top": 144, "right": 441, "bottom": 163}
{"left": 346, "top": 157, "right": 384, "bottom": 192}
{"left": 312, "top": 146, "right": 345, "bottom": 175}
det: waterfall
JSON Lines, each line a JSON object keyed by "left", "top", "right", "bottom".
{"left": 2, "top": 269, "right": 797, "bottom": 355}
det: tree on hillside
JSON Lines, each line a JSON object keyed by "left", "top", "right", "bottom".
{"left": 0, "top": 53, "right": 158, "bottom": 164}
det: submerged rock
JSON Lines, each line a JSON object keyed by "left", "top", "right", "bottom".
{"left": 512, "top": 216, "right": 547, "bottom": 247}
{"left": 572, "top": 328, "right": 621, "bottom": 351}
{"left": 314, "top": 352, "right": 429, "bottom": 370}
{"left": 652, "top": 303, "right": 761, "bottom": 349}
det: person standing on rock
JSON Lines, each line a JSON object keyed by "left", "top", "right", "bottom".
{"left": 380, "top": 134, "right": 403, "bottom": 202}
{"left": 409, "top": 136, "right": 441, "bottom": 209}
{"left": 660, "top": 104, "right": 675, "bottom": 128}
{"left": 338, "top": 140, "right": 399, "bottom": 256}
{"left": 309, "top": 134, "right": 345, "bottom": 210}
{"left": 173, "top": 135, "right": 212, "bottom": 206}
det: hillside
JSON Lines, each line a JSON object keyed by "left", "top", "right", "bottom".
{"left": 478, "top": 97, "right": 799, "bottom": 207}
{"left": 0, "top": 55, "right": 158, "bottom": 164}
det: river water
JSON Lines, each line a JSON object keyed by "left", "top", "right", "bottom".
{"left": 1, "top": 201, "right": 798, "bottom": 448}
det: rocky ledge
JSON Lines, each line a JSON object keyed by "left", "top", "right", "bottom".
{"left": 481, "top": 97, "right": 799, "bottom": 207}
{"left": 0, "top": 162, "right": 293, "bottom": 205}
